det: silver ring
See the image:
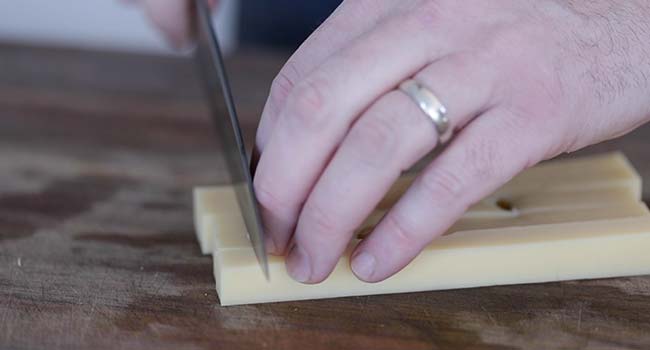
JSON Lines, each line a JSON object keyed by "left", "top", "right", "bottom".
{"left": 399, "top": 79, "right": 452, "bottom": 144}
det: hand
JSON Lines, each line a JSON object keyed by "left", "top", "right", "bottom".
{"left": 128, "top": 0, "right": 218, "bottom": 49}
{"left": 253, "top": 0, "right": 650, "bottom": 283}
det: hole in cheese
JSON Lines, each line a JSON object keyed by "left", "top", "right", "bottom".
{"left": 496, "top": 198, "right": 515, "bottom": 212}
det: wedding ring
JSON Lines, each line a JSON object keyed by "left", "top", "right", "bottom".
{"left": 399, "top": 79, "right": 452, "bottom": 144}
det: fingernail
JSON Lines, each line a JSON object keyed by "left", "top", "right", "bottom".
{"left": 286, "top": 245, "right": 311, "bottom": 283}
{"left": 351, "top": 251, "right": 376, "bottom": 281}
{"left": 265, "top": 237, "right": 278, "bottom": 255}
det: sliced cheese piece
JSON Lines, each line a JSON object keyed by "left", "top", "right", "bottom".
{"left": 378, "top": 152, "right": 641, "bottom": 210}
{"left": 211, "top": 215, "right": 650, "bottom": 306}
{"left": 357, "top": 187, "right": 645, "bottom": 237}
{"left": 193, "top": 186, "right": 237, "bottom": 254}
{"left": 194, "top": 152, "right": 649, "bottom": 305}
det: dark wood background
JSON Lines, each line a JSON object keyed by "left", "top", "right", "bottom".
{"left": 1, "top": 42, "right": 650, "bottom": 350}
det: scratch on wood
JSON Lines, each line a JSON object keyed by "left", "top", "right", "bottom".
{"left": 1, "top": 289, "right": 15, "bottom": 341}
{"left": 480, "top": 305, "right": 497, "bottom": 326}
{"left": 578, "top": 304, "right": 583, "bottom": 332}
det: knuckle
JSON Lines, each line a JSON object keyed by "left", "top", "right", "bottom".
{"left": 286, "top": 74, "right": 331, "bottom": 130}
{"left": 347, "top": 114, "right": 398, "bottom": 168}
{"left": 268, "top": 62, "right": 300, "bottom": 115}
{"left": 301, "top": 201, "right": 343, "bottom": 236}
{"left": 499, "top": 55, "right": 568, "bottom": 127}
{"left": 254, "top": 176, "right": 293, "bottom": 215}
{"left": 482, "top": 25, "right": 570, "bottom": 124}
{"left": 502, "top": 108, "right": 569, "bottom": 161}
{"left": 499, "top": 108, "right": 537, "bottom": 134}
{"left": 418, "top": 167, "right": 466, "bottom": 202}
{"left": 480, "top": 20, "right": 543, "bottom": 68}
{"left": 462, "top": 138, "right": 501, "bottom": 180}
{"left": 444, "top": 50, "right": 486, "bottom": 75}
{"left": 486, "top": 15, "right": 542, "bottom": 50}
{"left": 384, "top": 213, "right": 422, "bottom": 248}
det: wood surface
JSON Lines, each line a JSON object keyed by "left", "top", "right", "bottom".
{"left": 1, "top": 42, "right": 650, "bottom": 350}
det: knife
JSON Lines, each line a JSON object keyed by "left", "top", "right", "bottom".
{"left": 193, "top": 0, "right": 270, "bottom": 280}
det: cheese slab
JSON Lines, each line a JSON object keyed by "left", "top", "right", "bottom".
{"left": 194, "top": 152, "right": 650, "bottom": 306}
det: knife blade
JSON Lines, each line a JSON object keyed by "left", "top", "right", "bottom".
{"left": 193, "top": 0, "right": 269, "bottom": 280}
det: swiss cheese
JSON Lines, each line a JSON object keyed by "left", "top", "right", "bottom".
{"left": 194, "top": 152, "right": 650, "bottom": 306}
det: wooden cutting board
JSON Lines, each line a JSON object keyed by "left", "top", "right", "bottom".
{"left": 1, "top": 42, "right": 650, "bottom": 350}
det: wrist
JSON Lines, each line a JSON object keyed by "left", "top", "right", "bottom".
{"left": 569, "top": 2, "right": 650, "bottom": 144}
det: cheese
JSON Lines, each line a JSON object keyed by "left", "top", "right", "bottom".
{"left": 378, "top": 152, "right": 641, "bottom": 210}
{"left": 194, "top": 186, "right": 238, "bottom": 254}
{"left": 194, "top": 152, "right": 650, "bottom": 306}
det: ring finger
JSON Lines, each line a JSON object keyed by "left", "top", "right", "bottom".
{"left": 287, "top": 52, "right": 499, "bottom": 283}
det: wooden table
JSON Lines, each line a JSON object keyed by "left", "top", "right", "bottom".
{"left": 1, "top": 42, "right": 650, "bottom": 350}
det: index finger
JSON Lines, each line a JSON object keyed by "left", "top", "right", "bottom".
{"left": 253, "top": 0, "right": 394, "bottom": 154}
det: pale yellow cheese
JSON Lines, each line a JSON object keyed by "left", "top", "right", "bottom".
{"left": 194, "top": 152, "right": 650, "bottom": 306}
{"left": 378, "top": 152, "right": 641, "bottom": 210}
{"left": 358, "top": 187, "right": 647, "bottom": 237}
{"left": 213, "top": 217, "right": 650, "bottom": 305}
{"left": 193, "top": 186, "right": 239, "bottom": 254}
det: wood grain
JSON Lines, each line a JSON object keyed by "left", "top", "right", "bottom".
{"left": 1, "top": 42, "right": 650, "bottom": 350}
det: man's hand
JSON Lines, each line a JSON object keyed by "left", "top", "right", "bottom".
{"left": 131, "top": 0, "right": 218, "bottom": 49}
{"left": 253, "top": 0, "right": 650, "bottom": 283}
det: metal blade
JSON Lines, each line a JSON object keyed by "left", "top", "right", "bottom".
{"left": 193, "top": 0, "right": 269, "bottom": 280}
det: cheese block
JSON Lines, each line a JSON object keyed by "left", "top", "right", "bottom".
{"left": 194, "top": 152, "right": 650, "bottom": 306}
